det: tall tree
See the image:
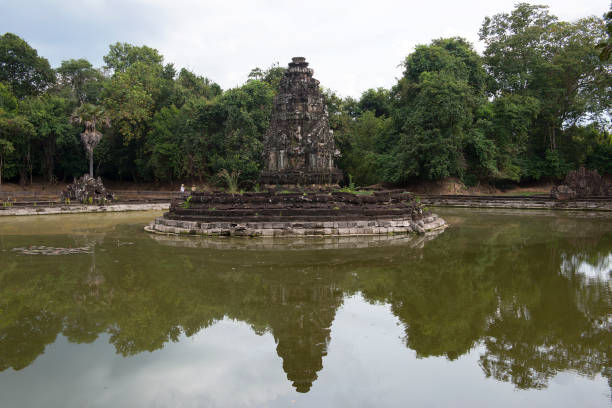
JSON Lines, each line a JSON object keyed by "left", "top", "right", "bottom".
{"left": 0, "top": 33, "right": 55, "bottom": 98}
{"left": 596, "top": 3, "right": 612, "bottom": 61}
{"left": 480, "top": 4, "right": 611, "bottom": 179}
{"left": 56, "top": 59, "right": 104, "bottom": 104}
{"left": 358, "top": 88, "right": 392, "bottom": 118}
{"left": 173, "top": 68, "right": 221, "bottom": 108}
{"left": 0, "top": 114, "right": 35, "bottom": 185}
{"left": 0, "top": 138, "right": 14, "bottom": 185}
{"left": 388, "top": 37, "right": 488, "bottom": 182}
{"left": 479, "top": 4, "right": 558, "bottom": 95}
{"left": 0, "top": 83, "right": 17, "bottom": 185}
{"left": 71, "top": 103, "right": 110, "bottom": 177}
{"left": 102, "top": 44, "right": 174, "bottom": 147}
{"left": 19, "top": 95, "right": 72, "bottom": 182}
{"left": 103, "top": 42, "right": 164, "bottom": 73}
{"left": 248, "top": 63, "right": 286, "bottom": 89}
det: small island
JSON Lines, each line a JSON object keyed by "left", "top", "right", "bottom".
{"left": 146, "top": 189, "right": 446, "bottom": 237}
{"left": 147, "top": 58, "right": 446, "bottom": 237}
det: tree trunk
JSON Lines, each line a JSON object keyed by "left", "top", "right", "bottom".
{"left": 45, "top": 136, "right": 56, "bottom": 183}
{"left": 19, "top": 167, "right": 26, "bottom": 186}
{"left": 47, "top": 154, "right": 54, "bottom": 183}
{"left": 27, "top": 144, "right": 32, "bottom": 185}
{"left": 89, "top": 151, "right": 94, "bottom": 178}
{"left": 551, "top": 126, "right": 556, "bottom": 151}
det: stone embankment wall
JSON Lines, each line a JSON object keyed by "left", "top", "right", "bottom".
{"left": 0, "top": 203, "right": 169, "bottom": 216}
{"left": 147, "top": 190, "right": 447, "bottom": 237}
{"left": 419, "top": 195, "right": 612, "bottom": 211}
{"left": 148, "top": 230, "right": 444, "bottom": 250}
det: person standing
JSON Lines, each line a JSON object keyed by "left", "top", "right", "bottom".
{"left": 180, "top": 184, "right": 185, "bottom": 193}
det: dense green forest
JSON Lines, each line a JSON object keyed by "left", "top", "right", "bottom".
{"left": 0, "top": 3, "right": 610, "bottom": 188}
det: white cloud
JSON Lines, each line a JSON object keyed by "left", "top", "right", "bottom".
{"left": 2, "top": 0, "right": 609, "bottom": 97}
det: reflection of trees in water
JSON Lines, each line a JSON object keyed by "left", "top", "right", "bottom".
{"left": 0, "top": 215, "right": 610, "bottom": 393}
{"left": 480, "top": 223, "right": 611, "bottom": 391}
{"left": 349, "top": 217, "right": 611, "bottom": 392}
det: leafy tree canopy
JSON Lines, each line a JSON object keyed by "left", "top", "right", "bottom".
{"left": 0, "top": 33, "right": 55, "bottom": 98}
{"left": 56, "top": 59, "right": 104, "bottom": 104}
{"left": 103, "top": 42, "right": 164, "bottom": 73}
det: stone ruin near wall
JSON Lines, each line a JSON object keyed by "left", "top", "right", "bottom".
{"left": 259, "top": 57, "right": 343, "bottom": 187}
{"left": 551, "top": 167, "right": 612, "bottom": 200}
{"left": 60, "top": 174, "right": 114, "bottom": 204}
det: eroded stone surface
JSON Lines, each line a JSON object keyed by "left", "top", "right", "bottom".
{"left": 11, "top": 245, "right": 93, "bottom": 255}
{"left": 147, "top": 215, "right": 446, "bottom": 237}
{"left": 147, "top": 229, "right": 445, "bottom": 250}
{"left": 60, "top": 174, "right": 114, "bottom": 204}
{"left": 551, "top": 167, "right": 612, "bottom": 199}
{"left": 260, "top": 57, "right": 342, "bottom": 186}
{"left": 147, "top": 190, "right": 447, "bottom": 237}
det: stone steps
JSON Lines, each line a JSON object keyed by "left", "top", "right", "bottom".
{"left": 148, "top": 214, "right": 447, "bottom": 237}
{"left": 170, "top": 208, "right": 415, "bottom": 219}
{"left": 147, "top": 189, "right": 445, "bottom": 237}
{"left": 166, "top": 214, "right": 414, "bottom": 223}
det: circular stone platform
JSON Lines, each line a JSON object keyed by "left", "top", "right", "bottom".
{"left": 146, "top": 229, "right": 446, "bottom": 250}
{"left": 146, "top": 190, "right": 447, "bottom": 237}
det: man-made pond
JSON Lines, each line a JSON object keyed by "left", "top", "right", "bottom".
{"left": 0, "top": 209, "right": 610, "bottom": 407}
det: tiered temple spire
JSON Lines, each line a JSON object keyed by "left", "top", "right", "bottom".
{"left": 260, "top": 57, "right": 342, "bottom": 186}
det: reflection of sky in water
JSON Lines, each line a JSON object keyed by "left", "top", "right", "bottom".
{"left": 562, "top": 253, "right": 612, "bottom": 282}
{"left": 1, "top": 210, "right": 611, "bottom": 407}
{"left": 0, "top": 295, "right": 608, "bottom": 408}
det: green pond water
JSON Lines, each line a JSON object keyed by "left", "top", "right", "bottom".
{"left": 0, "top": 209, "right": 610, "bottom": 407}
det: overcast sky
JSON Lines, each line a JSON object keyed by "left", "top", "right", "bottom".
{"left": 1, "top": 0, "right": 609, "bottom": 97}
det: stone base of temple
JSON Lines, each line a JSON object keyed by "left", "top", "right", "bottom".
{"left": 146, "top": 215, "right": 447, "bottom": 237}
{"left": 259, "top": 170, "right": 344, "bottom": 187}
{"left": 145, "top": 190, "right": 447, "bottom": 237}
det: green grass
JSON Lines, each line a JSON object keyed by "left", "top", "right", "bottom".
{"left": 217, "top": 169, "right": 240, "bottom": 194}
{"left": 335, "top": 187, "right": 374, "bottom": 195}
{"left": 499, "top": 191, "right": 548, "bottom": 197}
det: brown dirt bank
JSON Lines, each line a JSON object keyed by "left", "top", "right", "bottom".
{"left": 0, "top": 177, "right": 556, "bottom": 196}
{"left": 396, "top": 177, "right": 555, "bottom": 196}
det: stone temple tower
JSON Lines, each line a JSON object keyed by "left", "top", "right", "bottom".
{"left": 259, "top": 57, "right": 343, "bottom": 186}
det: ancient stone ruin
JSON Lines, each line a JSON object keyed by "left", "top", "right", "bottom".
{"left": 147, "top": 190, "right": 447, "bottom": 237}
{"left": 60, "top": 174, "right": 113, "bottom": 204}
{"left": 147, "top": 57, "right": 448, "bottom": 238}
{"left": 259, "top": 57, "right": 343, "bottom": 187}
{"left": 551, "top": 167, "right": 612, "bottom": 200}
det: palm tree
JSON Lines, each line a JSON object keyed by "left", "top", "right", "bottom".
{"left": 71, "top": 103, "right": 110, "bottom": 178}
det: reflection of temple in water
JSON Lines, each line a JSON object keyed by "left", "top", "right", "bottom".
{"left": 268, "top": 282, "right": 342, "bottom": 392}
